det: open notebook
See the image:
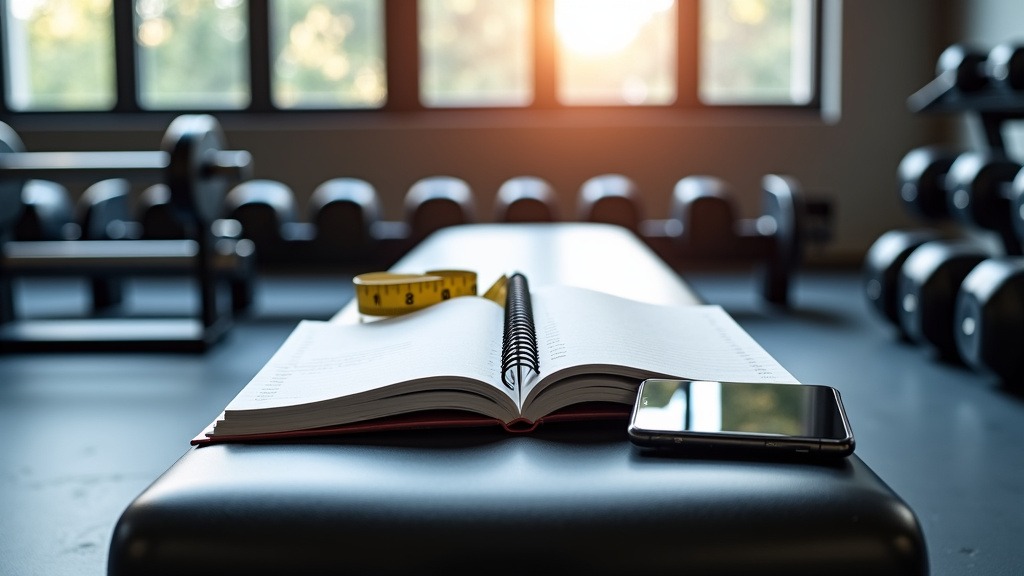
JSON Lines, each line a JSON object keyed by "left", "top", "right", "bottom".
{"left": 193, "top": 274, "right": 797, "bottom": 444}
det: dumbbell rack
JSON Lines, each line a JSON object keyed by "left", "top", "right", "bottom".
{"left": 907, "top": 66, "right": 1024, "bottom": 155}
{"left": 0, "top": 115, "right": 254, "bottom": 353}
{"left": 864, "top": 42, "right": 1024, "bottom": 384}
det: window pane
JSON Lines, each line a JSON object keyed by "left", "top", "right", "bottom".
{"left": 135, "top": 0, "right": 249, "bottom": 109}
{"left": 700, "top": 0, "right": 814, "bottom": 104}
{"left": 271, "top": 0, "right": 385, "bottom": 109}
{"left": 555, "top": 0, "right": 676, "bottom": 106}
{"left": 420, "top": 0, "right": 532, "bottom": 108}
{"left": 2, "top": 0, "right": 115, "bottom": 111}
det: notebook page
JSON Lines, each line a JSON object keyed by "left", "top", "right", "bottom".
{"left": 224, "top": 296, "right": 510, "bottom": 412}
{"left": 525, "top": 286, "right": 798, "bottom": 401}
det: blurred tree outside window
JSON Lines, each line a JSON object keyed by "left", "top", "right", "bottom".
{"left": 419, "top": 0, "right": 532, "bottom": 108}
{"left": 2, "top": 0, "right": 116, "bottom": 111}
{"left": 555, "top": 0, "right": 677, "bottom": 106}
{"left": 700, "top": 0, "right": 814, "bottom": 104}
{"left": 135, "top": 0, "right": 250, "bottom": 110}
{"left": 271, "top": 0, "right": 386, "bottom": 109}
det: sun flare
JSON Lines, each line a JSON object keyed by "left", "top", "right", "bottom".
{"left": 554, "top": 0, "right": 673, "bottom": 57}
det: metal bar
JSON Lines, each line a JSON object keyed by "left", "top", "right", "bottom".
{"left": 0, "top": 151, "right": 167, "bottom": 181}
{"left": 2, "top": 239, "right": 251, "bottom": 277}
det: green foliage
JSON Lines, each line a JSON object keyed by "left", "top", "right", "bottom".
{"left": 10, "top": 0, "right": 115, "bottom": 110}
{"left": 271, "top": 0, "right": 386, "bottom": 108}
{"left": 136, "top": 0, "right": 249, "bottom": 109}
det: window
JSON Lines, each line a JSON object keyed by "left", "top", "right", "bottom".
{"left": 0, "top": 0, "right": 823, "bottom": 114}
{"left": 555, "top": 0, "right": 676, "bottom": 106}
{"left": 700, "top": 0, "right": 815, "bottom": 105}
{"left": 136, "top": 0, "right": 250, "bottom": 110}
{"left": 2, "top": 0, "right": 116, "bottom": 111}
{"left": 271, "top": 0, "right": 386, "bottom": 109}
{"left": 419, "top": 0, "right": 532, "bottom": 108}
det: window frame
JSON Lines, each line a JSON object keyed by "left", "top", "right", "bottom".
{"left": 0, "top": 0, "right": 824, "bottom": 118}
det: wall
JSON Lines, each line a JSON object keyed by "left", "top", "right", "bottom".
{"left": 4, "top": 0, "right": 951, "bottom": 266}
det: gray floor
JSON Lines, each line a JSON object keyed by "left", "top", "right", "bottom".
{"left": 1, "top": 269, "right": 1021, "bottom": 575}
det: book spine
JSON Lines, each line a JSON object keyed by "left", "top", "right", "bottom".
{"left": 500, "top": 273, "right": 540, "bottom": 390}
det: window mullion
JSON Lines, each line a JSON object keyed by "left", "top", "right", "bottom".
{"left": 248, "top": 0, "right": 272, "bottom": 111}
{"left": 112, "top": 1, "right": 139, "bottom": 112}
{"left": 533, "top": 0, "right": 557, "bottom": 109}
{"left": 676, "top": 0, "right": 699, "bottom": 108}
{"left": 809, "top": 0, "right": 824, "bottom": 109}
{"left": 384, "top": 0, "right": 421, "bottom": 111}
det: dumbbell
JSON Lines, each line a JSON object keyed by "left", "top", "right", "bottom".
{"left": 897, "top": 145, "right": 963, "bottom": 221}
{"left": 577, "top": 174, "right": 642, "bottom": 231}
{"left": 937, "top": 43, "right": 991, "bottom": 92}
{"left": 75, "top": 178, "right": 136, "bottom": 310}
{"left": 404, "top": 176, "right": 475, "bottom": 242}
{"left": 495, "top": 176, "right": 559, "bottom": 223}
{"left": 309, "top": 178, "right": 383, "bottom": 250}
{"left": 224, "top": 179, "right": 312, "bottom": 265}
{"left": 75, "top": 178, "right": 138, "bottom": 241}
{"left": 136, "top": 184, "right": 188, "bottom": 240}
{"left": 637, "top": 174, "right": 830, "bottom": 306}
{"left": 661, "top": 174, "right": 828, "bottom": 306}
{"left": 1014, "top": 169, "right": 1024, "bottom": 246}
{"left": 863, "top": 228, "right": 945, "bottom": 338}
{"left": 955, "top": 257, "right": 1024, "bottom": 385}
{"left": 226, "top": 178, "right": 399, "bottom": 268}
{"left": 945, "top": 151, "right": 1022, "bottom": 255}
{"left": 897, "top": 239, "right": 996, "bottom": 361}
{"left": 0, "top": 114, "right": 252, "bottom": 232}
{"left": 987, "top": 42, "right": 1024, "bottom": 91}
{"left": 14, "top": 180, "right": 73, "bottom": 241}
{"left": 932, "top": 42, "right": 1024, "bottom": 95}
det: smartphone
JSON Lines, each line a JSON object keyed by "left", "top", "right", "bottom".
{"left": 628, "top": 379, "right": 855, "bottom": 457}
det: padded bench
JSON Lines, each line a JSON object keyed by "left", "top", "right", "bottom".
{"left": 108, "top": 223, "right": 927, "bottom": 576}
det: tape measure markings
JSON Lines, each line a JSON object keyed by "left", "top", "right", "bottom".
{"left": 354, "top": 269, "right": 487, "bottom": 316}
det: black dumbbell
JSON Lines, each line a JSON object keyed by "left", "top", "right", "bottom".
{"left": 863, "top": 228, "right": 945, "bottom": 338}
{"left": 577, "top": 174, "right": 642, "bottom": 231}
{"left": 1012, "top": 167, "right": 1024, "bottom": 249}
{"left": 955, "top": 257, "right": 1024, "bottom": 385}
{"left": 309, "top": 177, "right": 383, "bottom": 251}
{"left": 669, "top": 175, "right": 736, "bottom": 253}
{"left": 944, "top": 151, "right": 1022, "bottom": 255}
{"left": 75, "top": 178, "right": 136, "bottom": 310}
{"left": 897, "top": 239, "right": 996, "bottom": 361}
{"left": 14, "top": 180, "right": 73, "bottom": 241}
{"left": 136, "top": 184, "right": 188, "bottom": 240}
{"left": 495, "top": 176, "right": 559, "bottom": 223}
{"left": 224, "top": 179, "right": 312, "bottom": 265}
{"left": 937, "top": 43, "right": 990, "bottom": 92}
{"left": 897, "top": 145, "right": 962, "bottom": 221}
{"left": 987, "top": 43, "right": 1024, "bottom": 91}
{"left": 75, "top": 178, "right": 137, "bottom": 241}
{"left": 404, "top": 176, "right": 475, "bottom": 242}
{"left": 0, "top": 114, "right": 252, "bottom": 232}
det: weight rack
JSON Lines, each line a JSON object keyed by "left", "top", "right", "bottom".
{"left": 0, "top": 115, "right": 254, "bottom": 352}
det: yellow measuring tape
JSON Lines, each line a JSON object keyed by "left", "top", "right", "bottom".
{"left": 353, "top": 270, "right": 507, "bottom": 316}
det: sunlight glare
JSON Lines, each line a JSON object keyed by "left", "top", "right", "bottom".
{"left": 555, "top": 0, "right": 673, "bottom": 56}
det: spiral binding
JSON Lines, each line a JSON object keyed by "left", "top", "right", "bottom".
{"left": 500, "top": 273, "right": 540, "bottom": 390}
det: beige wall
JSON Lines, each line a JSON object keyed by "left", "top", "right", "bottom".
{"left": 6, "top": 1, "right": 967, "bottom": 265}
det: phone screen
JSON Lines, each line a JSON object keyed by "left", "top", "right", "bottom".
{"left": 628, "top": 379, "right": 855, "bottom": 456}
